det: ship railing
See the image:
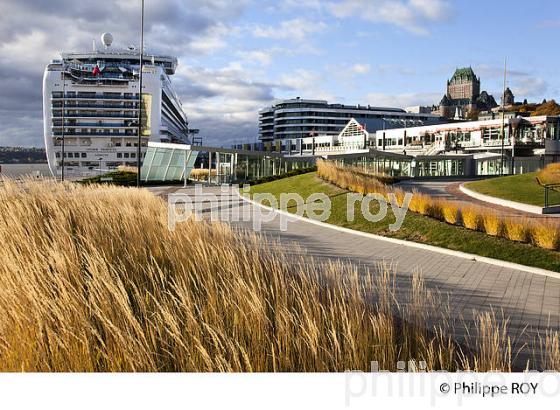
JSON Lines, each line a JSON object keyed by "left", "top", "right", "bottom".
{"left": 52, "top": 95, "right": 139, "bottom": 100}
{"left": 51, "top": 113, "right": 138, "bottom": 118}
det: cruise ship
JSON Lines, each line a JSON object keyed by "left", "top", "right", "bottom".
{"left": 43, "top": 33, "right": 190, "bottom": 177}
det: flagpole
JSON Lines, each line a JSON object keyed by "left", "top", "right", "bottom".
{"left": 136, "top": 0, "right": 144, "bottom": 187}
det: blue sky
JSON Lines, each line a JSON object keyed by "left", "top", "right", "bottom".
{"left": 0, "top": 0, "right": 559, "bottom": 146}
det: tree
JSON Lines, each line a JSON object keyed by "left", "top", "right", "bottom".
{"left": 532, "top": 99, "right": 560, "bottom": 116}
{"left": 466, "top": 108, "right": 479, "bottom": 120}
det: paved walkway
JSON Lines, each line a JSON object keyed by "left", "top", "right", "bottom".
{"left": 150, "top": 184, "right": 560, "bottom": 369}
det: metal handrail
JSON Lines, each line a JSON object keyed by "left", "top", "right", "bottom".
{"left": 542, "top": 181, "right": 560, "bottom": 208}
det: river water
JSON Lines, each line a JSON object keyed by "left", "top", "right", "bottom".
{"left": 0, "top": 163, "right": 51, "bottom": 178}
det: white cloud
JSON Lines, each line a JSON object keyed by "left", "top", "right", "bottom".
{"left": 328, "top": 0, "right": 451, "bottom": 36}
{"left": 276, "top": 68, "right": 335, "bottom": 102}
{"left": 174, "top": 63, "right": 280, "bottom": 144}
{"left": 237, "top": 50, "right": 274, "bottom": 66}
{"left": 351, "top": 63, "right": 370, "bottom": 74}
{"left": 475, "top": 64, "right": 548, "bottom": 100}
{"left": 252, "top": 18, "right": 327, "bottom": 42}
{"left": 274, "top": 0, "right": 324, "bottom": 11}
{"left": 513, "top": 77, "right": 548, "bottom": 98}
{"left": 378, "top": 64, "right": 416, "bottom": 76}
{"left": 363, "top": 92, "right": 441, "bottom": 108}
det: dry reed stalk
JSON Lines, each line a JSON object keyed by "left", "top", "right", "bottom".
{"left": 463, "top": 311, "right": 512, "bottom": 372}
{"left": 540, "top": 330, "right": 560, "bottom": 371}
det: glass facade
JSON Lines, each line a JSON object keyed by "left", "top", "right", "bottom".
{"left": 329, "top": 152, "right": 469, "bottom": 178}
{"left": 141, "top": 145, "right": 198, "bottom": 181}
{"left": 141, "top": 143, "right": 314, "bottom": 183}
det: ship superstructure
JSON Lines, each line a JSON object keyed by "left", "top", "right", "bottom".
{"left": 43, "top": 33, "right": 189, "bottom": 177}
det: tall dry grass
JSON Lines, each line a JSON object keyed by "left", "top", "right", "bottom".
{"left": 317, "top": 160, "right": 560, "bottom": 251}
{"left": 117, "top": 165, "right": 138, "bottom": 173}
{"left": 504, "top": 218, "right": 531, "bottom": 242}
{"left": 190, "top": 168, "right": 217, "bottom": 181}
{"left": 1, "top": 178, "right": 557, "bottom": 371}
{"left": 441, "top": 202, "right": 462, "bottom": 225}
{"left": 531, "top": 222, "right": 560, "bottom": 250}
{"left": 481, "top": 212, "right": 503, "bottom": 236}
{"left": 537, "top": 163, "right": 560, "bottom": 185}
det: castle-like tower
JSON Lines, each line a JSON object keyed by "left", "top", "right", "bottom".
{"left": 435, "top": 67, "right": 497, "bottom": 119}
{"left": 447, "top": 67, "right": 480, "bottom": 100}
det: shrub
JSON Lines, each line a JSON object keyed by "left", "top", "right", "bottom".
{"left": 531, "top": 222, "right": 560, "bottom": 250}
{"left": 481, "top": 211, "right": 504, "bottom": 236}
{"left": 428, "top": 199, "right": 444, "bottom": 220}
{"left": 317, "top": 159, "right": 560, "bottom": 252}
{"left": 190, "top": 168, "right": 216, "bottom": 181}
{"left": 441, "top": 202, "right": 462, "bottom": 225}
{"left": 462, "top": 207, "right": 481, "bottom": 230}
{"left": 409, "top": 193, "right": 431, "bottom": 215}
{"left": 317, "top": 160, "right": 394, "bottom": 196}
{"left": 504, "top": 218, "right": 531, "bottom": 243}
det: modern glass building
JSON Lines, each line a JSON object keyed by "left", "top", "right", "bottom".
{"left": 140, "top": 142, "right": 314, "bottom": 184}
{"left": 258, "top": 98, "right": 444, "bottom": 142}
{"left": 326, "top": 149, "right": 551, "bottom": 178}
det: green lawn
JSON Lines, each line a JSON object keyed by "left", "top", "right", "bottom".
{"left": 250, "top": 172, "right": 560, "bottom": 272}
{"left": 464, "top": 173, "right": 560, "bottom": 207}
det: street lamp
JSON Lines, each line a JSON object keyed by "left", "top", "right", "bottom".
{"left": 61, "top": 66, "right": 66, "bottom": 181}
{"left": 499, "top": 58, "right": 507, "bottom": 176}
{"left": 136, "top": 0, "right": 145, "bottom": 187}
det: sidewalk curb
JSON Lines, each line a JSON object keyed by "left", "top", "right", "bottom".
{"left": 238, "top": 191, "right": 560, "bottom": 281}
{"left": 459, "top": 183, "right": 545, "bottom": 215}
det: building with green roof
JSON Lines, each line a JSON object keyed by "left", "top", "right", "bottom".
{"left": 434, "top": 67, "right": 498, "bottom": 119}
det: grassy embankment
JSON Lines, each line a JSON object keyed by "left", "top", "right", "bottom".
{"left": 250, "top": 172, "right": 560, "bottom": 272}
{"left": 465, "top": 164, "right": 560, "bottom": 207}
{"left": 2, "top": 178, "right": 559, "bottom": 371}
